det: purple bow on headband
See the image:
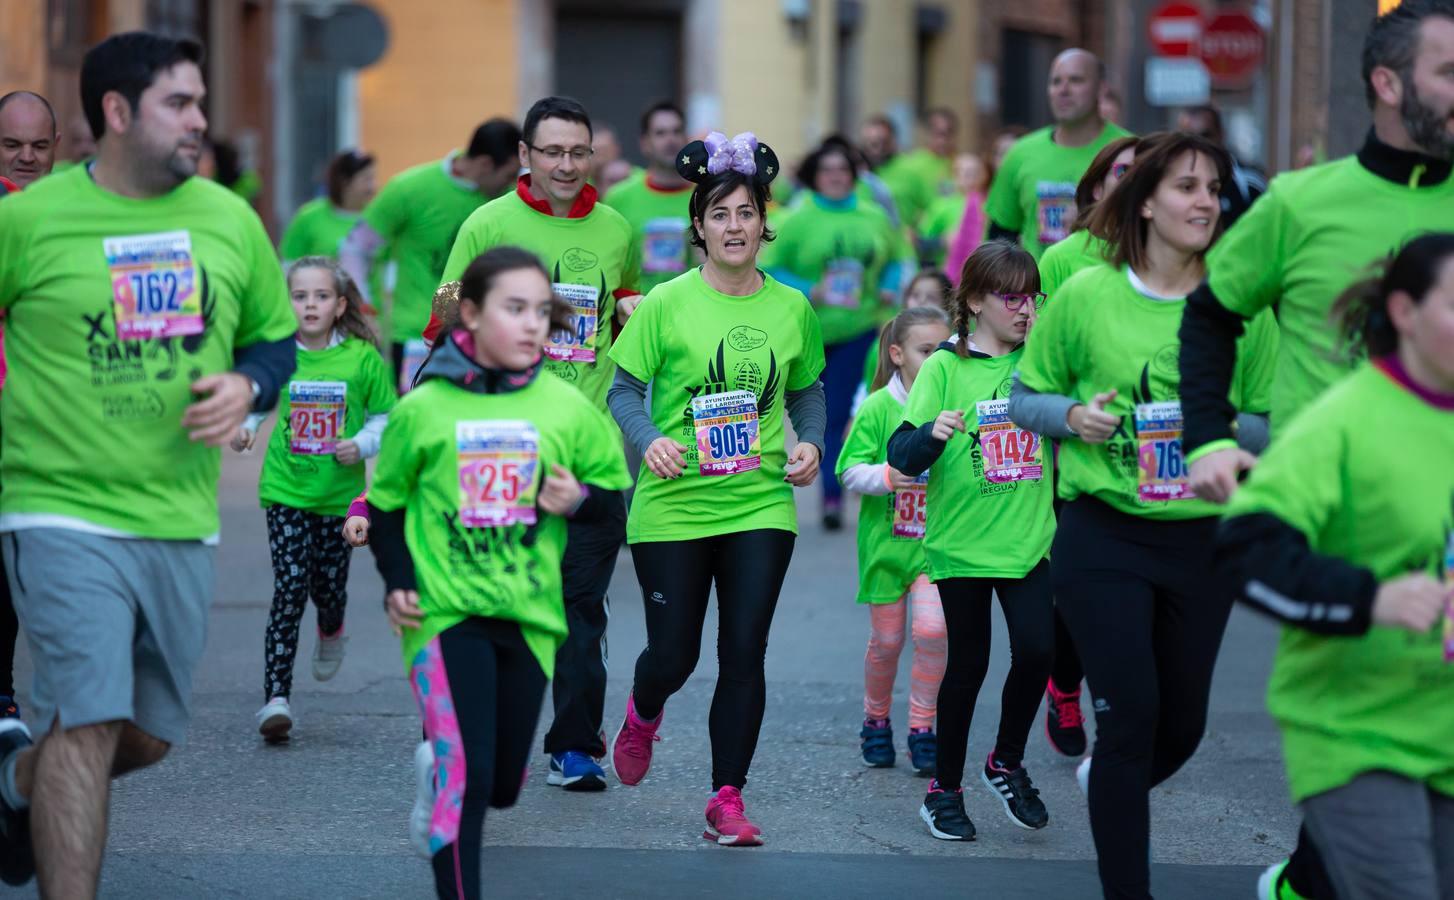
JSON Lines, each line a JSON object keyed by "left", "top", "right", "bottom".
{"left": 705, "top": 131, "right": 759, "bottom": 176}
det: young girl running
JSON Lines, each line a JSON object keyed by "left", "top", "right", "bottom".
{"left": 366, "top": 246, "right": 630, "bottom": 900}
{"left": 234, "top": 257, "right": 395, "bottom": 742}
{"left": 887, "top": 241, "right": 1057, "bottom": 841}
{"left": 837, "top": 307, "right": 952, "bottom": 774}
{"left": 1008, "top": 132, "right": 1278, "bottom": 898}
{"left": 1217, "top": 232, "right": 1454, "bottom": 900}
{"left": 850, "top": 269, "right": 952, "bottom": 417}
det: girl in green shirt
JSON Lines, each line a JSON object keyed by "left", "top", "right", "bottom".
{"left": 232, "top": 258, "right": 394, "bottom": 744}
{"left": 1217, "top": 232, "right": 1454, "bottom": 900}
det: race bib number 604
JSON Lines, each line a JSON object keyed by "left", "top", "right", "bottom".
{"left": 104, "top": 230, "right": 203, "bottom": 340}
{"left": 546, "top": 283, "right": 599, "bottom": 363}
{"left": 456, "top": 421, "right": 540, "bottom": 527}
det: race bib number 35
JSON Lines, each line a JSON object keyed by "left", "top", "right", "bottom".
{"left": 456, "top": 420, "right": 539, "bottom": 527}
{"left": 892, "top": 473, "right": 928, "bottom": 539}
{"left": 104, "top": 230, "right": 203, "bottom": 340}
{"left": 642, "top": 218, "right": 688, "bottom": 274}
{"left": 692, "top": 390, "right": 761, "bottom": 476}
{"left": 1135, "top": 401, "right": 1194, "bottom": 502}
{"left": 546, "top": 283, "right": 599, "bottom": 363}
{"left": 289, "top": 381, "right": 346, "bottom": 455}
{"left": 1034, "top": 182, "right": 1076, "bottom": 246}
{"left": 977, "top": 399, "right": 1043, "bottom": 484}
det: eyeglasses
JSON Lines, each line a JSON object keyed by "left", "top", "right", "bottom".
{"left": 995, "top": 291, "right": 1047, "bottom": 311}
{"left": 529, "top": 144, "right": 594, "bottom": 163}
{"left": 1111, "top": 162, "right": 1130, "bottom": 178}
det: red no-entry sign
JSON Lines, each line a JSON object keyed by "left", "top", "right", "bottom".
{"left": 1200, "top": 11, "right": 1264, "bottom": 89}
{"left": 1148, "top": 2, "right": 1204, "bottom": 57}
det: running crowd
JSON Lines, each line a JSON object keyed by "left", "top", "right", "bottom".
{"left": 0, "top": 3, "right": 1449, "bottom": 898}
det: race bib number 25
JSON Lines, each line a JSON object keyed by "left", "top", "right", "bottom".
{"left": 104, "top": 230, "right": 203, "bottom": 340}
{"left": 456, "top": 420, "right": 540, "bottom": 527}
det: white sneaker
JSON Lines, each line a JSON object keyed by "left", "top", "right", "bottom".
{"left": 312, "top": 629, "right": 348, "bottom": 681}
{"left": 410, "top": 740, "right": 435, "bottom": 858}
{"left": 1076, "top": 756, "right": 1092, "bottom": 797}
{"left": 257, "top": 697, "right": 293, "bottom": 743}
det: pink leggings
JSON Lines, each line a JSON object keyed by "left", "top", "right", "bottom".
{"left": 864, "top": 574, "right": 947, "bottom": 729}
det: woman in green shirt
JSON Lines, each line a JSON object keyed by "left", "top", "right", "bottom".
{"left": 279, "top": 149, "right": 377, "bottom": 263}
{"left": 1009, "top": 132, "right": 1276, "bottom": 899}
{"left": 607, "top": 132, "right": 827, "bottom": 847}
{"left": 1217, "top": 233, "right": 1454, "bottom": 900}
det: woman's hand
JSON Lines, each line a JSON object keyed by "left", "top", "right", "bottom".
{"left": 1372, "top": 573, "right": 1450, "bottom": 632}
{"left": 538, "top": 464, "right": 584, "bottom": 515}
{"left": 385, "top": 589, "right": 423, "bottom": 637}
{"left": 645, "top": 437, "right": 689, "bottom": 480}
{"left": 784, "top": 442, "right": 821, "bottom": 487}
{"left": 1066, "top": 390, "right": 1122, "bottom": 444}
{"left": 1188, "top": 447, "right": 1258, "bottom": 504}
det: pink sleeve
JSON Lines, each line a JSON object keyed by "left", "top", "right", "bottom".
{"left": 944, "top": 193, "right": 986, "bottom": 287}
{"left": 346, "top": 493, "right": 369, "bottom": 521}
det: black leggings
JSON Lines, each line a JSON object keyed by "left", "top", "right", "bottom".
{"left": 412, "top": 617, "right": 547, "bottom": 900}
{"left": 934, "top": 560, "right": 1055, "bottom": 790}
{"left": 628, "top": 528, "right": 796, "bottom": 791}
{"left": 1049, "top": 495, "right": 1084, "bottom": 694}
{"left": 263, "top": 505, "right": 350, "bottom": 699}
{"left": 1053, "top": 497, "right": 1233, "bottom": 900}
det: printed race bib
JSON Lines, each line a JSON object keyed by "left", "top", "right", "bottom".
{"left": 399, "top": 339, "right": 429, "bottom": 394}
{"left": 104, "top": 230, "right": 202, "bottom": 340}
{"left": 822, "top": 259, "right": 864, "bottom": 309}
{"left": 1444, "top": 529, "right": 1453, "bottom": 663}
{"left": 289, "top": 381, "right": 346, "bottom": 455}
{"left": 892, "top": 473, "right": 929, "bottom": 539}
{"left": 456, "top": 420, "right": 540, "bottom": 527}
{"left": 546, "top": 283, "right": 599, "bottom": 363}
{"left": 692, "top": 390, "right": 761, "bottom": 476}
{"left": 1135, "top": 401, "right": 1194, "bottom": 502}
{"left": 1034, "top": 182, "right": 1076, "bottom": 245}
{"left": 642, "top": 217, "right": 688, "bottom": 274}
{"left": 977, "top": 399, "right": 1043, "bottom": 484}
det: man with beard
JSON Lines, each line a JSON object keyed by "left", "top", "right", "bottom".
{"left": 602, "top": 101, "right": 695, "bottom": 295}
{"left": 0, "top": 92, "right": 58, "bottom": 189}
{"left": 1177, "top": 3, "right": 1454, "bottom": 899}
{"left": 0, "top": 32, "right": 296, "bottom": 896}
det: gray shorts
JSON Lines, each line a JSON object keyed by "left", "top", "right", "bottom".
{"left": 3, "top": 528, "right": 215, "bottom": 746}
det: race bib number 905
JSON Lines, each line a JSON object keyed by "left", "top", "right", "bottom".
{"left": 104, "top": 230, "right": 203, "bottom": 340}
{"left": 546, "top": 283, "right": 599, "bottom": 363}
{"left": 456, "top": 420, "right": 540, "bottom": 527}
{"left": 976, "top": 399, "right": 1043, "bottom": 484}
{"left": 692, "top": 390, "right": 761, "bottom": 476}
{"left": 1135, "top": 401, "right": 1194, "bottom": 502}
{"left": 289, "top": 381, "right": 346, "bottom": 455}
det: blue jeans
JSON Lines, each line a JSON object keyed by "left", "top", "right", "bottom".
{"left": 821, "top": 328, "right": 877, "bottom": 508}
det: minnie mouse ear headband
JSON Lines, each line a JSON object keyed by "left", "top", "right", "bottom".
{"left": 676, "top": 131, "right": 781, "bottom": 186}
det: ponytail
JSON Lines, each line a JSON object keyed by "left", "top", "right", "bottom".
{"left": 1333, "top": 232, "right": 1454, "bottom": 359}
{"left": 869, "top": 306, "right": 951, "bottom": 393}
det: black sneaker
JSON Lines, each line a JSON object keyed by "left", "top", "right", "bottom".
{"left": 920, "top": 780, "right": 975, "bottom": 840}
{"left": 0, "top": 698, "right": 18, "bottom": 720}
{"left": 1044, "top": 679, "right": 1087, "bottom": 757}
{"left": 906, "top": 729, "right": 936, "bottom": 776}
{"left": 822, "top": 510, "right": 843, "bottom": 532}
{"left": 859, "top": 718, "right": 894, "bottom": 768}
{"left": 0, "top": 720, "right": 34, "bottom": 886}
{"left": 981, "top": 753, "right": 1049, "bottom": 830}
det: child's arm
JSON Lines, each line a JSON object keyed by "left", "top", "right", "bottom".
{"left": 336, "top": 412, "right": 388, "bottom": 465}
{"left": 231, "top": 411, "right": 269, "bottom": 452}
{"left": 840, "top": 463, "right": 894, "bottom": 496}
{"left": 342, "top": 493, "right": 370, "bottom": 547}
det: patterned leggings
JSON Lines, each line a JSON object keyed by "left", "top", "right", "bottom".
{"left": 264, "top": 505, "right": 350, "bottom": 700}
{"left": 864, "top": 574, "right": 947, "bottom": 730}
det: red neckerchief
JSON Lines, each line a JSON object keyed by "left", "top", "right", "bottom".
{"left": 1374, "top": 354, "right": 1454, "bottom": 411}
{"left": 644, "top": 175, "right": 692, "bottom": 195}
{"left": 514, "top": 174, "right": 597, "bottom": 219}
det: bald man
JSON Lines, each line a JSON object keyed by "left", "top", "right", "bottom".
{"left": 0, "top": 92, "right": 58, "bottom": 188}
{"left": 984, "top": 49, "right": 1132, "bottom": 260}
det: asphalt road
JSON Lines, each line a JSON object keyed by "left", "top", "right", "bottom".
{"left": 7, "top": 425, "right": 1296, "bottom": 898}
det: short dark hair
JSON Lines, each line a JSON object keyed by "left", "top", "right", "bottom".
{"left": 1336, "top": 231, "right": 1454, "bottom": 357}
{"left": 687, "top": 172, "right": 776, "bottom": 252}
{"left": 1363, "top": 0, "right": 1454, "bottom": 107}
{"left": 639, "top": 100, "right": 684, "bottom": 136}
{"left": 325, "top": 148, "right": 375, "bottom": 207}
{"left": 0, "top": 91, "right": 57, "bottom": 135}
{"left": 522, "top": 96, "right": 592, "bottom": 147}
{"left": 1071, "top": 135, "right": 1141, "bottom": 231}
{"left": 80, "top": 31, "right": 205, "bottom": 140}
{"left": 923, "top": 106, "right": 959, "bottom": 129}
{"left": 797, "top": 141, "right": 858, "bottom": 191}
{"left": 862, "top": 114, "right": 896, "bottom": 135}
{"left": 466, "top": 118, "right": 522, "bottom": 164}
{"left": 1181, "top": 104, "right": 1225, "bottom": 143}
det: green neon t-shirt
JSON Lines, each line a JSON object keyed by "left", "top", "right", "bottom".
{"left": 280, "top": 197, "right": 359, "bottom": 261}
{"left": 836, "top": 383, "right": 928, "bottom": 603}
{"left": 0, "top": 166, "right": 297, "bottom": 539}
{"left": 903, "top": 345, "right": 1056, "bottom": 578}
{"left": 362, "top": 155, "right": 489, "bottom": 340}
{"left": 1038, "top": 228, "right": 1109, "bottom": 298}
{"left": 608, "top": 269, "right": 826, "bottom": 543}
{"left": 761, "top": 194, "right": 909, "bottom": 345}
{"left": 257, "top": 337, "right": 395, "bottom": 517}
{"left": 984, "top": 122, "right": 1132, "bottom": 261}
{"left": 442, "top": 189, "right": 638, "bottom": 409}
{"left": 1225, "top": 364, "right": 1454, "bottom": 802}
{"left": 368, "top": 370, "right": 632, "bottom": 675}
{"left": 602, "top": 175, "right": 694, "bottom": 295}
{"left": 1016, "top": 264, "right": 1278, "bottom": 520}
{"left": 1206, "top": 156, "right": 1454, "bottom": 430}
{"left": 917, "top": 193, "right": 967, "bottom": 267}
{"left": 877, "top": 153, "right": 933, "bottom": 229}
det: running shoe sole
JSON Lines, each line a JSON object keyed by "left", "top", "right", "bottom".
{"left": 410, "top": 741, "right": 434, "bottom": 859}
{"left": 259, "top": 712, "right": 292, "bottom": 743}
{"left": 702, "top": 826, "right": 763, "bottom": 847}
{"left": 861, "top": 758, "right": 895, "bottom": 768}
{"left": 981, "top": 769, "right": 1048, "bottom": 830}
{"left": 919, "top": 804, "right": 973, "bottom": 841}
{"left": 547, "top": 770, "right": 607, "bottom": 792}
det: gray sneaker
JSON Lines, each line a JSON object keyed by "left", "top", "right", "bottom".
{"left": 312, "top": 629, "right": 348, "bottom": 681}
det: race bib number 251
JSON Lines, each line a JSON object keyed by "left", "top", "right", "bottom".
{"left": 104, "top": 230, "right": 203, "bottom": 340}
{"left": 289, "top": 381, "right": 346, "bottom": 455}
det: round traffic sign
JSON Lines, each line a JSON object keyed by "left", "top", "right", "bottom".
{"left": 1199, "top": 11, "right": 1264, "bottom": 89}
{"left": 1148, "top": 2, "right": 1204, "bottom": 57}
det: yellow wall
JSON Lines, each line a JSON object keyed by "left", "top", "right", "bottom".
{"left": 359, "top": 0, "right": 519, "bottom": 178}
{"left": 0, "top": 2, "right": 46, "bottom": 96}
{"left": 717, "top": 0, "right": 814, "bottom": 165}
{"left": 925, "top": 1, "right": 978, "bottom": 154}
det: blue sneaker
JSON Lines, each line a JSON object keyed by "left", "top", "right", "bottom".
{"left": 907, "top": 728, "right": 937, "bottom": 776}
{"left": 548, "top": 751, "right": 607, "bottom": 792}
{"left": 860, "top": 718, "right": 895, "bottom": 768}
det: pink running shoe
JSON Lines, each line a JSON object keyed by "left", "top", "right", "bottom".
{"left": 704, "top": 786, "right": 763, "bottom": 846}
{"left": 611, "top": 694, "right": 661, "bottom": 786}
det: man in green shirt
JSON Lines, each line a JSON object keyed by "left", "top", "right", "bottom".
{"left": 861, "top": 109, "right": 958, "bottom": 233}
{"left": 602, "top": 101, "right": 695, "bottom": 295}
{"left": 435, "top": 95, "right": 639, "bottom": 793}
{"left": 0, "top": 33, "right": 297, "bottom": 895}
{"left": 984, "top": 49, "right": 1133, "bottom": 260}
{"left": 0, "top": 92, "right": 57, "bottom": 189}
{"left": 339, "top": 118, "right": 520, "bottom": 380}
